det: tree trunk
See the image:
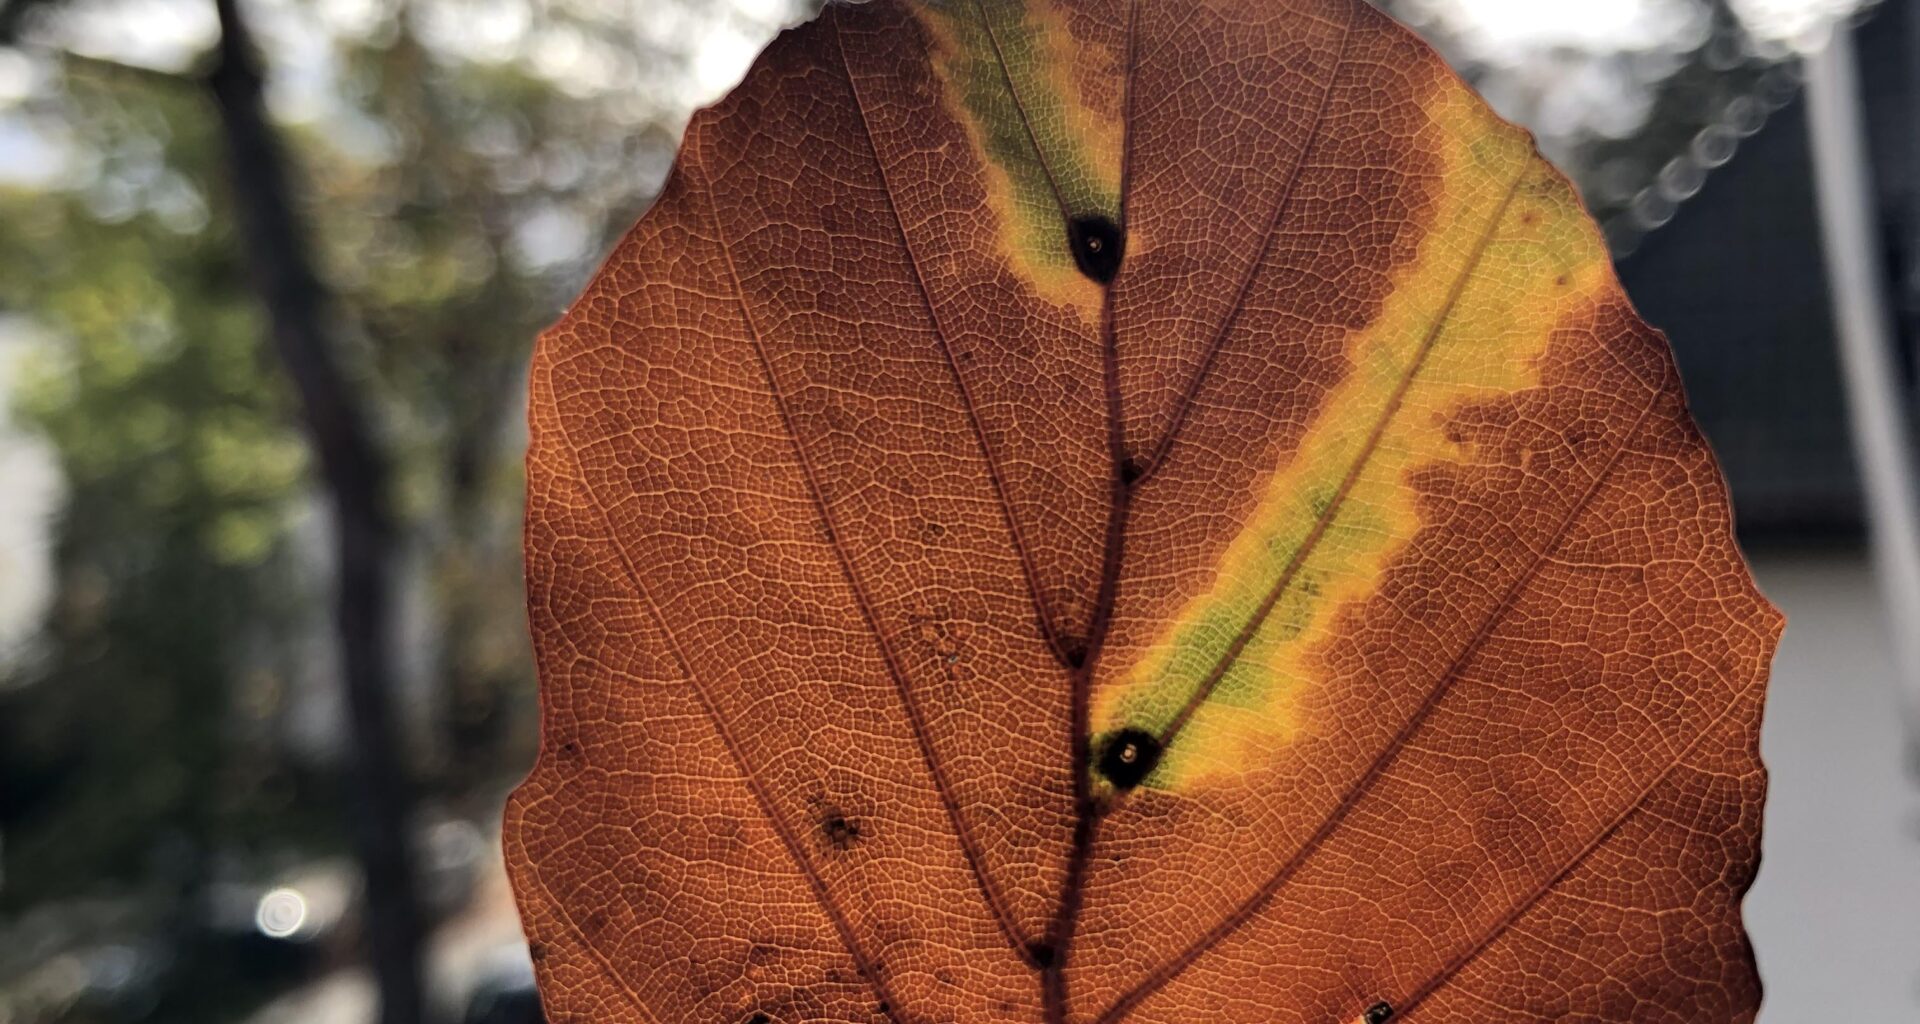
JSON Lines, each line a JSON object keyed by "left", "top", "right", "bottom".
{"left": 205, "top": 2, "right": 427, "bottom": 1022}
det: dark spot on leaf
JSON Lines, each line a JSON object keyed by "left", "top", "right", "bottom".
{"left": 1119, "top": 456, "right": 1144, "bottom": 486}
{"left": 745, "top": 1014, "right": 771, "bottom": 1024}
{"left": 1062, "top": 640, "right": 1088, "bottom": 670}
{"left": 1096, "top": 728, "right": 1162, "bottom": 790}
{"left": 1365, "top": 1001, "right": 1395, "bottom": 1024}
{"left": 1067, "top": 214, "right": 1124, "bottom": 284}
{"left": 1026, "top": 941, "right": 1056, "bottom": 968}
{"left": 528, "top": 942, "right": 547, "bottom": 961}
{"left": 822, "top": 809, "right": 863, "bottom": 851}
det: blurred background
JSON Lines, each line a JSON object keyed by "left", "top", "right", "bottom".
{"left": 0, "top": 0, "right": 1915, "bottom": 1021}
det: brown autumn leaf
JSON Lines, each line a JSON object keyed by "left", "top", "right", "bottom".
{"left": 504, "top": 1, "right": 1784, "bottom": 1022}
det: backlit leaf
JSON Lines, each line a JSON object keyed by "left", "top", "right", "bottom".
{"left": 505, "top": 1, "right": 1782, "bottom": 1021}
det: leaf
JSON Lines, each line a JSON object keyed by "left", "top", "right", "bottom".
{"left": 504, "top": 1, "right": 1783, "bottom": 1021}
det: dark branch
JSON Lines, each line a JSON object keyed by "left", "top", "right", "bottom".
{"left": 203, "top": 3, "right": 426, "bottom": 1024}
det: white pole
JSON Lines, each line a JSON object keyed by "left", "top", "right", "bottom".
{"left": 1803, "top": 24, "right": 1920, "bottom": 757}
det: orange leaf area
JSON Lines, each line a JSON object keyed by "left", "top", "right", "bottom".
{"left": 506, "top": 2, "right": 1782, "bottom": 1022}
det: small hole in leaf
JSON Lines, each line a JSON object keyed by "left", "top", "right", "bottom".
{"left": 1067, "top": 215, "right": 1124, "bottom": 284}
{"left": 1096, "top": 728, "right": 1162, "bottom": 790}
{"left": 1364, "top": 1001, "right": 1395, "bottom": 1024}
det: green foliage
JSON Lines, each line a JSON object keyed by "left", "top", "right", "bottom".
{"left": 0, "top": 1, "right": 807, "bottom": 1017}
{"left": 0, "top": 69, "right": 308, "bottom": 905}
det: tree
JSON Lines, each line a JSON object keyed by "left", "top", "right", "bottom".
{"left": 1, "top": 0, "right": 811, "bottom": 1020}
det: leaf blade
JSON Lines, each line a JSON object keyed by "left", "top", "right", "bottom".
{"left": 508, "top": 2, "right": 1781, "bottom": 1022}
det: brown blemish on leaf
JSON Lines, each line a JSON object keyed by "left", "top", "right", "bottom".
{"left": 822, "top": 809, "right": 864, "bottom": 852}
